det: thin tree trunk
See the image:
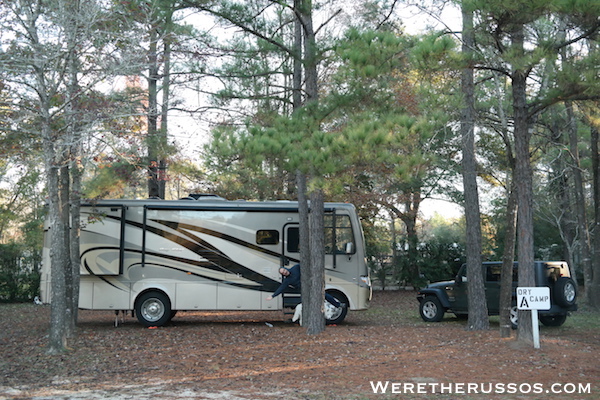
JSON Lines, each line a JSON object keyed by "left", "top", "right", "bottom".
{"left": 65, "top": 0, "right": 81, "bottom": 336}
{"left": 147, "top": 26, "right": 160, "bottom": 198}
{"left": 499, "top": 184, "right": 517, "bottom": 337}
{"left": 292, "top": 0, "right": 302, "bottom": 110}
{"left": 296, "top": 0, "right": 325, "bottom": 335}
{"left": 511, "top": 24, "right": 535, "bottom": 345}
{"left": 306, "top": 189, "right": 326, "bottom": 335}
{"left": 299, "top": 0, "right": 317, "bottom": 104}
{"left": 591, "top": 126, "right": 600, "bottom": 308}
{"left": 158, "top": 9, "right": 173, "bottom": 200}
{"left": 59, "top": 164, "right": 73, "bottom": 337}
{"left": 46, "top": 144, "right": 68, "bottom": 354}
{"left": 297, "top": 171, "right": 310, "bottom": 267}
{"left": 565, "top": 101, "right": 592, "bottom": 300}
{"left": 461, "top": 5, "right": 488, "bottom": 331}
{"left": 296, "top": 171, "right": 314, "bottom": 331}
{"left": 399, "top": 194, "right": 421, "bottom": 287}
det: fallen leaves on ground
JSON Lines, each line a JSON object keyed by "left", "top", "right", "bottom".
{"left": 1, "top": 291, "right": 599, "bottom": 399}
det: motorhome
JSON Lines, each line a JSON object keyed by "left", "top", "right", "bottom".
{"left": 40, "top": 195, "right": 371, "bottom": 326}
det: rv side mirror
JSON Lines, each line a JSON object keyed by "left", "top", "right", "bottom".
{"left": 345, "top": 242, "right": 354, "bottom": 254}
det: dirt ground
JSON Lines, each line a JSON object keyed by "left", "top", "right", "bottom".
{"left": 1, "top": 290, "right": 599, "bottom": 400}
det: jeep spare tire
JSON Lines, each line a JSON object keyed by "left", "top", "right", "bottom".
{"left": 419, "top": 296, "right": 444, "bottom": 322}
{"left": 554, "top": 277, "right": 577, "bottom": 307}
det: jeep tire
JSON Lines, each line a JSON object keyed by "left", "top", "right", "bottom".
{"left": 554, "top": 277, "right": 577, "bottom": 307}
{"left": 419, "top": 296, "right": 444, "bottom": 322}
{"left": 539, "top": 314, "right": 567, "bottom": 327}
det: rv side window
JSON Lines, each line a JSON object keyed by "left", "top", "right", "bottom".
{"left": 286, "top": 216, "right": 355, "bottom": 254}
{"left": 257, "top": 230, "right": 279, "bottom": 245}
{"left": 325, "top": 215, "right": 355, "bottom": 254}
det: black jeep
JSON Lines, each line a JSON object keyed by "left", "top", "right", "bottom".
{"left": 416, "top": 261, "right": 578, "bottom": 327}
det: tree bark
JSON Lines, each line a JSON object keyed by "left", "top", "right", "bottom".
{"left": 565, "top": 101, "right": 592, "bottom": 301}
{"left": 45, "top": 130, "right": 68, "bottom": 355}
{"left": 65, "top": 0, "right": 82, "bottom": 337}
{"left": 590, "top": 126, "right": 600, "bottom": 308}
{"left": 297, "top": 171, "right": 310, "bottom": 268}
{"left": 511, "top": 24, "right": 535, "bottom": 345}
{"left": 306, "top": 189, "right": 326, "bottom": 335}
{"left": 499, "top": 184, "right": 517, "bottom": 337}
{"left": 296, "top": 0, "right": 325, "bottom": 334}
{"left": 292, "top": 0, "right": 303, "bottom": 109}
{"left": 399, "top": 193, "right": 421, "bottom": 286}
{"left": 147, "top": 24, "right": 162, "bottom": 198}
{"left": 461, "top": 5, "right": 488, "bottom": 331}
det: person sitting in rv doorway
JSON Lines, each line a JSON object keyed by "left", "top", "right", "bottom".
{"left": 266, "top": 264, "right": 344, "bottom": 308}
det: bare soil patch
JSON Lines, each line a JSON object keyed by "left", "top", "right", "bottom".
{"left": 1, "top": 290, "right": 599, "bottom": 399}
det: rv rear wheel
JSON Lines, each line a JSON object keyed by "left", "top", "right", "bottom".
{"left": 135, "top": 291, "right": 172, "bottom": 327}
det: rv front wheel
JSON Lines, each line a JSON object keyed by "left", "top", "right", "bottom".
{"left": 325, "top": 291, "right": 348, "bottom": 325}
{"left": 135, "top": 291, "right": 172, "bottom": 327}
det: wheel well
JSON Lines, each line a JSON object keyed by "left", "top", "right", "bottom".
{"left": 325, "top": 289, "right": 349, "bottom": 306}
{"left": 419, "top": 291, "right": 450, "bottom": 309}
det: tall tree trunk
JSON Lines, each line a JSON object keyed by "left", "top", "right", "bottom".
{"left": 147, "top": 25, "right": 161, "bottom": 198}
{"left": 511, "top": 24, "right": 535, "bottom": 345}
{"left": 461, "top": 4, "right": 488, "bottom": 331}
{"left": 65, "top": 0, "right": 82, "bottom": 337}
{"left": 59, "top": 164, "right": 73, "bottom": 336}
{"left": 492, "top": 68, "right": 517, "bottom": 338}
{"left": 299, "top": 0, "right": 317, "bottom": 104}
{"left": 45, "top": 125, "right": 69, "bottom": 354}
{"left": 69, "top": 162, "right": 82, "bottom": 334}
{"left": 47, "top": 141, "right": 75, "bottom": 353}
{"left": 566, "top": 100, "right": 592, "bottom": 293}
{"left": 590, "top": 126, "right": 600, "bottom": 308}
{"left": 499, "top": 183, "right": 517, "bottom": 337}
{"left": 551, "top": 116, "right": 578, "bottom": 279}
{"left": 398, "top": 194, "right": 421, "bottom": 287}
{"left": 292, "top": 0, "right": 303, "bottom": 110}
{"left": 306, "top": 189, "right": 326, "bottom": 334}
{"left": 158, "top": 8, "right": 173, "bottom": 200}
{"left": 296, "top": 0, "right": 325, "bottom": 335}
{"left": 296, "top": 171, "right": 310, "bottom": 253}
{"left": 296, "top": 171, "right": 313, "bottom": 329}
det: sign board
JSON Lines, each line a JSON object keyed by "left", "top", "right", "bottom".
{"left": 516, "top": 287, "right": 551, "bottom": 310}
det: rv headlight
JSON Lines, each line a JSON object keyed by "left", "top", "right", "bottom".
{"left": 359, "top": 275, "right": 371, "bottom": 287}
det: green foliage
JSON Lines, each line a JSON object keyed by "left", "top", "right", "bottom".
{"left": 416, "top": 214, "right": 466, "bottom": 283}
{"left": 363, "top": 220, "right": 394, "bottom": 288}
{"left": 410, "top": 33, "right": 459, "bottom": 71}
{"left": 83, "top": 161, "right": 145, "bottom": 199}
{"left": 0, "top": 242, "right": 41, "bottom": 303}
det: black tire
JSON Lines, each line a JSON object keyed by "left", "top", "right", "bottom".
{"left": 419, "top": 296, "right": 444, "bottom": 322}
{"left": 539, "top": 314, "right": 567, "bottom": 327}
{"left": 554, "top": 277, "right": 577, "bottom": 307}
{"left": 135, "top": 291, "right": 172, "bottom": 327}
{"left": 325, "top": 291, "right": 348, "bottom": 325}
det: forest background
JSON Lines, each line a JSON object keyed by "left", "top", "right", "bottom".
{"left": 0, "top": 0, "right": 598, "bottom": 349}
